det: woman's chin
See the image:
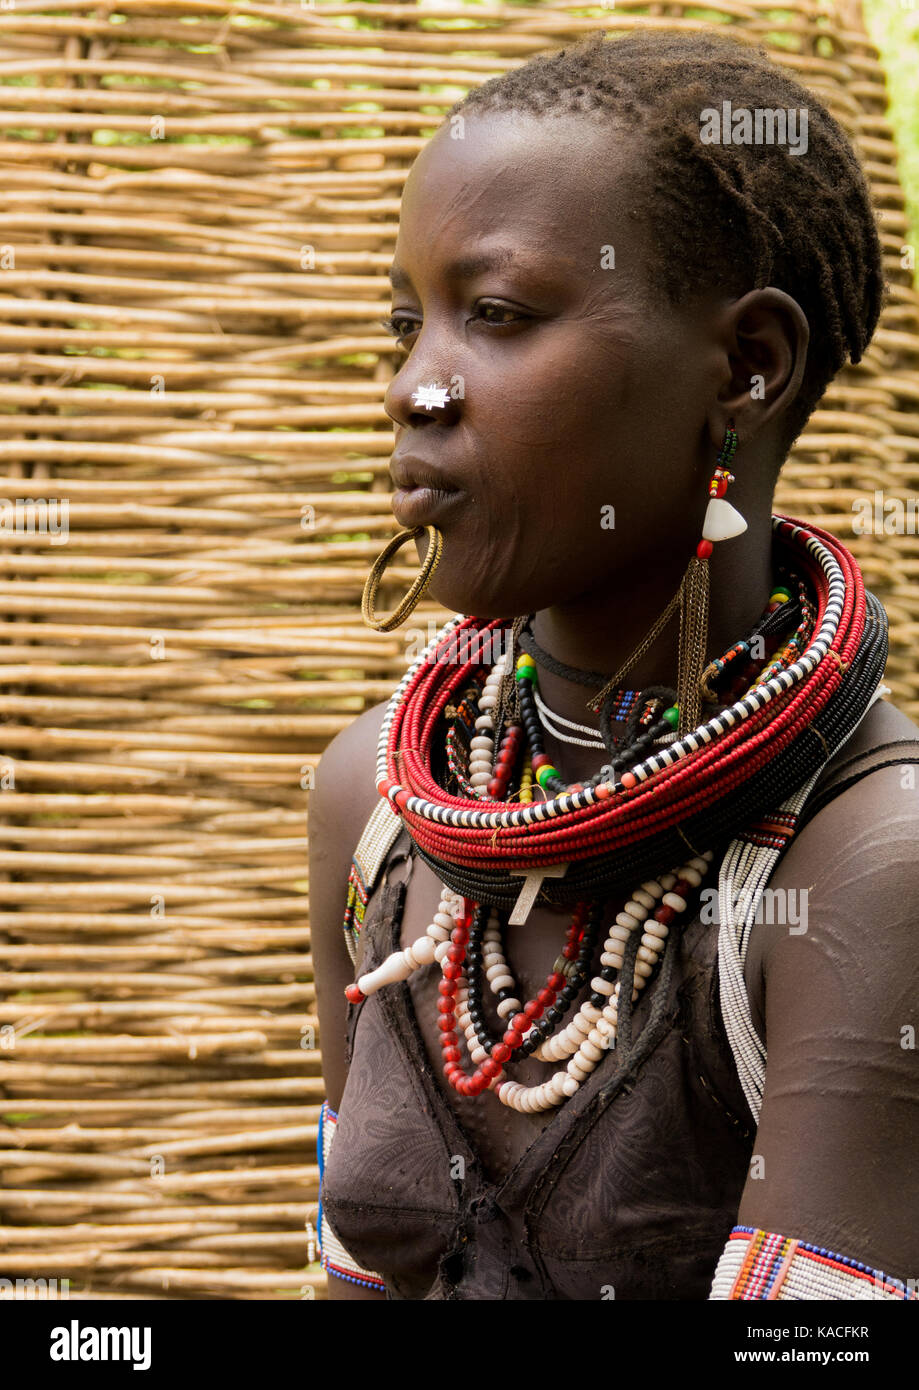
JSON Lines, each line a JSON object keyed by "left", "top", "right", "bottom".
{"left": 425, "top": 577, "right": 513, "bottom": 621}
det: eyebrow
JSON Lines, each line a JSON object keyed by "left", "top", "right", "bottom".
{"left": 388, "top": 247, "right": 518, "bottom": 291}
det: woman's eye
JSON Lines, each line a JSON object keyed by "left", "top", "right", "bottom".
{"left": 379, "top": 302, "right": 529, "bottom": 346}
{"left": 379, "top": 314, "right": 418, "bottom": 343}
{"left": 475, "top": 301, "right": 526, "bottom": 325}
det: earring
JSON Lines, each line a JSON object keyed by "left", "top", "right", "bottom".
{"left": 586, "top": 423, "right": 745, "bottom": 736}
{"left": 699, "top": 423, "right": 744, "bottom": 543}
{"left": 362, "top": 524, "right": 445, "bottom": 632}
{"left": 675, "top": 421, "right": 745, "bottom": 736}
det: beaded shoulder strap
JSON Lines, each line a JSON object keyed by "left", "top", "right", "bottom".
{"left": 341, "top": 798, "right": 405, "bottom": 967}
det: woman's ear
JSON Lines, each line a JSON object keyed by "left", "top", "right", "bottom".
{"left": 713, "top": 287, "right": 810, "bottom": 445}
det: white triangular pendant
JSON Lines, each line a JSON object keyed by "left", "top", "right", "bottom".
{"left": 702, "top": 496, "right": 747, "bottom": 542}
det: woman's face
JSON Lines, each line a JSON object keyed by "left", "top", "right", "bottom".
{"left": 383, "top": 110, "right": 731, "bottom": 618}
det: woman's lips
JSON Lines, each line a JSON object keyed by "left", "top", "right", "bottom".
{"left": 391, "top": 485, "right": 463, "bottom": 528}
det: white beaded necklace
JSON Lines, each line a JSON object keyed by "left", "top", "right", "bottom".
{"left": 456, "top": 851, "right": 714, "bottom": 1112}
{"left": 532, "top": 686, "right": 607, "bottom": 748}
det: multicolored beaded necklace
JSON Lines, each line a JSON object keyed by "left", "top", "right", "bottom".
{"left": 346, "top": 516, "right": 888, "bottom": 1112}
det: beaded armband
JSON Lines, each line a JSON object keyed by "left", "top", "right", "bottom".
{"left": 709, "top": 1226, "right": 918, "bottom": 1300}
{"left": 341, "top": 798, "right": 404, "bottom": 966}
{"left": 317, "top": 1099, "right": 387, "bottom": 1292}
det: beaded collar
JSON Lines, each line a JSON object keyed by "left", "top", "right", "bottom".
{"left": 375, "top": 516, "right": 886, "bottom": 912}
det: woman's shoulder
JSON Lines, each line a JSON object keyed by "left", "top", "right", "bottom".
{"left": 311, "top": 698, "right": 390, "bottom": 843}
{"left": 743, "top": 696, "right": 919, "bottom": 1043}
{"left": 803, "top": 695, "right": 919, "bottom": 808}
{"left": 750, "top": 696, "right": 919, "bottom": 864}
{"left": 783, "top": 696, "right": 919, "bottom": 858}
{"left": 308, "top": 699, "right": 392, "bottom": 971}
{"left": 735, "top": 699, "right": 919, "bottom": 1276}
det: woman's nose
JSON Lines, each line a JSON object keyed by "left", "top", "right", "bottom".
{"left": 383, "top": 351, "right": 462, "bottom": 429}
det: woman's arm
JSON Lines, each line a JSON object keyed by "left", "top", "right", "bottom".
{"left": 309, "top": 702, "right": 390, "bottom": 1300}
{"left": 723, "top": 763, "right": 919, "bottom": 1295}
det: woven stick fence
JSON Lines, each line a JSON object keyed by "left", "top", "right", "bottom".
{"left": 0, "top": 0, "right": 916, "bottom": 1301}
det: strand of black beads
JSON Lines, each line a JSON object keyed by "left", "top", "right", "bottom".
{"left": 514, "top": 660, "right": 569, "bottom": 797}
{"left": 517, "top": 896, "right": 607, "bottom": 1057}
{"left": 463, "top": 901, "right": 489, "bottom": 1052}
{"left": 465, "top": 897, "right": 607, "bottom": 1057}
{"left": 516, "top": 668, "right": 546, "bottom": 769}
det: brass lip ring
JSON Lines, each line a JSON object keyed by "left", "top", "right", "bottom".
{"left": 361, "top": 524, "right": 445, "bottom": 632}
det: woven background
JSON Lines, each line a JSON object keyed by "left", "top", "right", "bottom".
{"left": 0, "top": 0, "right": 916, "bottom": 1301}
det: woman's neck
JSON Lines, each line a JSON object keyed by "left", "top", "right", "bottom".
{"left": 526, "top": 526, "right": 774, "bottom": 782}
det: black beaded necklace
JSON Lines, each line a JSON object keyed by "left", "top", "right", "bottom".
{"left": 465, "top": 898, "right": 607, "bottom": 1059}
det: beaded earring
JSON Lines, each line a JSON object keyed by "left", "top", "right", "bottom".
{"left": 586, "top": 422, "right": 745, "bottom": 738}
{"left": 675, "top": 421, "right": 745, "bottom": 735}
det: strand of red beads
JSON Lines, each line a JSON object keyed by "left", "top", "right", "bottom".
{"left": 439, "top": 903, "right": 587, "bottom": 1096}
{"left": 487, "top": 721, "right": 523, "bottom": 800}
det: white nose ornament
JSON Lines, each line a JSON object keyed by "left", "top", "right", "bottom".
{"left": 702, "top": 496, "right": 748, "bottom": 543}
{"left": 412, "top": 382, "right": 451, "bottom": 411}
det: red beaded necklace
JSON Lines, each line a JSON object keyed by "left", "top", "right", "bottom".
{"left": 377, "top": 520, "right": 869, "bottom": 892}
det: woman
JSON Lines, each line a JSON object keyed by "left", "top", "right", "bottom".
{"left": 309, "top": 29, "right": 919, "bottom": 1300}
